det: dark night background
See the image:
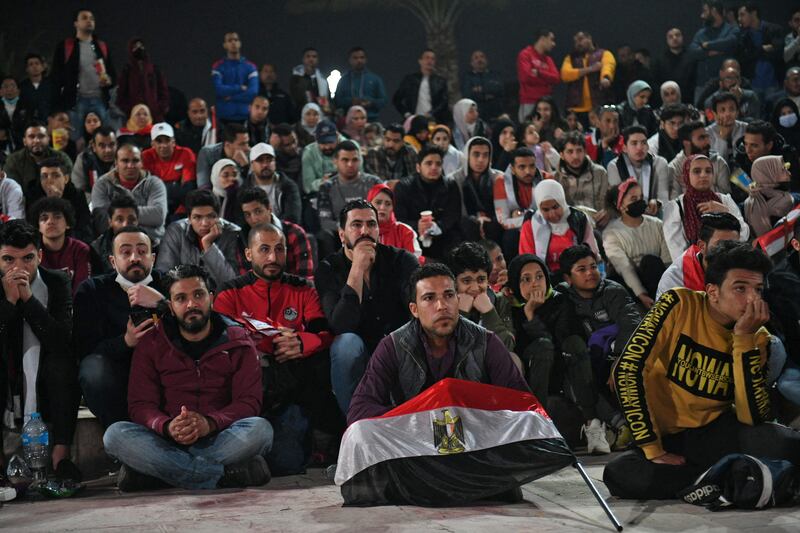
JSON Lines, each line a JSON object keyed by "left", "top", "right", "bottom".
{"left": 2, "top": 1, "right": 795, "bottom": 122}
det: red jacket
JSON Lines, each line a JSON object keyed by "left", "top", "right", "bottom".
{"left": 142, "top": 145, "right": 197, "bottom": 184}
{"left": 128, "top": 314, "right": 262, "bottom": 435}
{"left": 214, "top": 271, "right": 333, "bottom": 357}
{"left": 517, "top": 46, "right": 560, "bottom": 104}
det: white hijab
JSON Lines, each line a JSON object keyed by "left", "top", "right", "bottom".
{"left": 534, "top": 179, "right": 570, "bottom": 234}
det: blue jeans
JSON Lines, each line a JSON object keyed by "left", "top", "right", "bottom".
{"left": 79, "top": 353, "right": 130, "bottom": 429}
{"left": 104, "top": 417, "right": 273, "bottom": 490}
{"left": 69, "top": 96, "right": 109, "bottom": 140}
{"left": 266, "top": 404, "right": 310, "bottom": 476}
{"left": 329, "top": 333, "right": 368, "bottom": 415}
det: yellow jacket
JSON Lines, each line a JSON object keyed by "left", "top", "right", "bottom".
{"left": 613, "top": 288, "right": 771, "bottom": 460}
{"left": 560, "top": 50, "right": 616, "bottom": 113}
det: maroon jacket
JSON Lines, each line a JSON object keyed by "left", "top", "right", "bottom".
{"left": 128, "top": 313, "right": 262, "bottom": 435}
{"left": 116, "top": 38, "right": 170, "bottom": 122}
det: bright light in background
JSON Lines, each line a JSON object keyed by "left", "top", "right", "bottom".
{"left": 327, "top": 69, "right": 342, "bottom": 98}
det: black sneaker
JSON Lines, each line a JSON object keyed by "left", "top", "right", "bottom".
{"left": 117, "top": 464, "right": 168, "bottom": 492}
{"left": 218, "top": 456, "right": 271, "bottom": 488}
{"left": 54, "top": 459, "right": 83, "bottom": 482}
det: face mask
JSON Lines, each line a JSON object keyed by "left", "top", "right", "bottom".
{"left": 779, "top": 113, "right": 798, "bottom": 129}
{"left": 625, "top": 198, "right": 647, "bottom": 218}
{"left": 133, "top": 48, "right": 146, "bottom": 60}
{"left": 2, "top": 96, "right": 19, "bottom": 106}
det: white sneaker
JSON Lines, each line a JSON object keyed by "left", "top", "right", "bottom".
{"left": 581, "top": 419, "right": 611, "bottom": 455}
{"left": 0, "top": 486, "right": 17, "bottom": 502}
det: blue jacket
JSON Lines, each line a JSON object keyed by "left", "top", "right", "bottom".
{"left": 334, "top": 69, "right": 387, "bottom": 121}
{"left": 690, "top": 23, "right": 739, "bottom": 86}
{"left": 211, "top": 57, "right": 259, "bottom": 121}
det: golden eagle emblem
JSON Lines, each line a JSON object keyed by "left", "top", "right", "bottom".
{"left": 432, "top": 409, "right": 465, "bottom": 454}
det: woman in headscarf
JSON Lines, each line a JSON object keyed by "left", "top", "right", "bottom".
{"left": 602, "top": 178, "right": 671, "bottom": 309}
{"left": 657, "top": 80, "right": 701, "bottom": 121}
{"left": 662, "top": 154, "right": 749, "bottom": 261}
{"left": 366, "top": 183, "right": 422, "bottom": 260}
{"left": 518, "top": 179, "right": 598, "bottom": 276}
{"left": 452, "top": 98, "right": 486, "bottom": 150}
{"left": 744, "top": 155, "right": 794, "bottom": 237}
{"left": 618, "top": 80, "right": 658, "bottom": 136}
{"left": 771, "top": 97, "right": 800, "bottom": 151}
{"left": 210, "top": 158, "right": 243, "bottom": 223}
{"left": 430, "top": 124, "right": 463, "bottom": 176}
{"left": 490, "top": 118, "right": 518, "bottom": 170}
{"left": 294, "top": 103, "right": 321, "bottom": 147}
{"left": 403, "top": 114, "right": 430, "bottom": 152}
{"left": 117, "top": 103, "right": 153, "bottom": 149}
{"left": 342, "top": 105, "right": 368, "bottom": 146}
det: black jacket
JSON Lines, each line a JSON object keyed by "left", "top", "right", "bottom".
{"left": 259, "top": 82, "right": 295, "bottom": 126}
{"left": 315, "top": 244, "right": 419, "bottom": 352}
{"left": 766, "top": 251, "right": 800, "bottom": 365}
{"left": 393, "top": 174, "right": 464, "bottom": 260}
{"left": 651, "top": 48, "right": 697, "bottom": 105}
{"left": 0, "top": 268, "right": 73, "bottom": 398}
{"left": 73, "top": 270, "right": 165, "bottom": 363}
{"left": 393, "top": 72, "right": 449, "bottom": 124}
{"left": 737, "top": 21, "right": 785, "bottom": 83}
{"left": 51, "top": 36, "right": 116, "bottom": 111}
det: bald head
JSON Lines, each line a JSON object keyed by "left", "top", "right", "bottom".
{"left": 247, "top": 223, "right": 284, "bottom": 247}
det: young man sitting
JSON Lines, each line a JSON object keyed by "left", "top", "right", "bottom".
{"left": 103, "top": 264, "right": 271, "bottom": 491}
{"left": 605, "top": 242, "right": 800, "bottom": 500}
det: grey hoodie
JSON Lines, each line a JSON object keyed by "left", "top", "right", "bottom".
{"left": 91, "top": 169, "right": 168, "bottom": 245}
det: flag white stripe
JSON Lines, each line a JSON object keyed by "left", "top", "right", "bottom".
{"left": 335, "top": 407, "right": 562, "bottom": 485}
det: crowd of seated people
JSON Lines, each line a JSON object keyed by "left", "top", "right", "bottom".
{"left": 1, "top": 2, "right": 800, "bottom": 500}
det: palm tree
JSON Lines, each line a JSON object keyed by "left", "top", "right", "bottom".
{"left": 286, "top": 0, "right": 507, "bottom": 111}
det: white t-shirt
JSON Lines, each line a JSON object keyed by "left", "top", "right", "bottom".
{"left": 415, "top": 76, "right": 432, "bottom": 116}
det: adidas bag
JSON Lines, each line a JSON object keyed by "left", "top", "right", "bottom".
{"left": 678, "top": 454, "right": 800, "bottom": 511}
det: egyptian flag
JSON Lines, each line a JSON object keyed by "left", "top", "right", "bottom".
{"left": 754, "top": 204, "right": 800, "bottom": 258}
{"left": 335, "top": 378, "right": 574, "bottom": 506}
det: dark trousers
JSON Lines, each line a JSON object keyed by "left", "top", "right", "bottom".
{"left": 603, "top": 411, "right": 800, "bottom": 499}
{"left": 79, "top": 353, "right": 130, "bottom": 429}
{"left": 636, "top": 255, "right": 667, "bottom": 299}
{"left": 521, "top": 335, "right": 598, "bottom": 421}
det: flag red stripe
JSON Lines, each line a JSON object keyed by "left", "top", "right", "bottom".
{"left": 376, "top": 378, "right": 548, "bottom": 419}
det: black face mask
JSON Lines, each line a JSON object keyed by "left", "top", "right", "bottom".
{"left": 625, "top": 198, "right": 647, "bottom": 218}
{"left": 133, "top": 48, "right": 146, "bottom": 60}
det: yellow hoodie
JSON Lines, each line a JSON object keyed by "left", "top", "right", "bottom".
{"left": 613, "top": 288, "right": 771, "bottom": 460}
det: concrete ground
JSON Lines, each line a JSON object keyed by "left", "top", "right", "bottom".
{"left": 3, "top": 453, "right": 800, "bottom": 532}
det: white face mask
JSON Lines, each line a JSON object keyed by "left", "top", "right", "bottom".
{"left": 779, "top": 113, "right": 798, "bottom": 128}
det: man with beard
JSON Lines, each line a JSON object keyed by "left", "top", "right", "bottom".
{"left": 560, "top": 31, "right": 616, "bottom": 126}
{"left": 363, "top": 123, "right": 417, "bottom": 182}
{"left": 142, "top": 122, "right": 197, "bottom": 218}
{"left": 348, "top": 262, "right": 529, "bottom": 423}
{"left": 91, "top": 144, "right": 168, "bottom": 246}
{"left": 334, "top": 47, "right": 387, "bottom": 122}
{"left": 608, "top": 126, "right": 671, "bottom": 215}
{"left": 71, "top": 126, "right": 117, "bottom": 197}
{"left": 4, "top": 123, "right": 73, "bottom": 189}
{"left": 689, "top": 0, "right": 739, "bottom": 103}
{"left": 214, "top": 224, "right": 339, "bottom": 474}
{"left": 651, "top": 28, "right": 696, "bottom": 103}
{"left": 76, "top": 226, "right": 166, "bottom": 428}
{"left": 554, "top": 131, "right": 610, "bottom": 226}
{"left": 103, "top": 264, "right": 271, "bottom": 491}
{"left": 669, "top": 121, "right": 731, "bottom": 198}
{"left": 0, "top": 220, "right": 80, "bottom": 481}
{"left": 317, "top": 141, "right": 382, "bottom": 260}
{"left": 646, "top": 103, "right": 689, "bottom": 163}
{"left": 174, "top": 98, "right": 216, "bottom": 156}
{"left": 302, "top": 119, "right": 344, "bottom": 195}
{"left": 244, "top": 143, "right": 301, "bottom": 224}
{"left": 237, "top": 187, "right": 313, "bottom": 279}
{"left": 315, "top": 199, "right": 419, "bottom": 414}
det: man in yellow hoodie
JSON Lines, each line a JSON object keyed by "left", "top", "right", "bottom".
{"left": 604, "top": 241, "right": 800, "bottom": 499}
{"left": 560, "top": 32, "right": 616, "bottom": 127}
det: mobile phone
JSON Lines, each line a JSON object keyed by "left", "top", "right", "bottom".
{"left": 130, "top": 307, "right": 158, "bottom": 327}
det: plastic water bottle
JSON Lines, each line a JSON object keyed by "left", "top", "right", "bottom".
{"left": 598, "top": 261, "right": 607, "bottom": 280}
{"left": 22, "top": 413, "right": 49, "bottom": 481}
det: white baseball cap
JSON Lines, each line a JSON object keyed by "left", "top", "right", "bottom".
{"left": 150, "top": 122, "right": 174, "bottom": 141}
{"left": 250, "top": 142, "right": 276, "bottom": 163}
